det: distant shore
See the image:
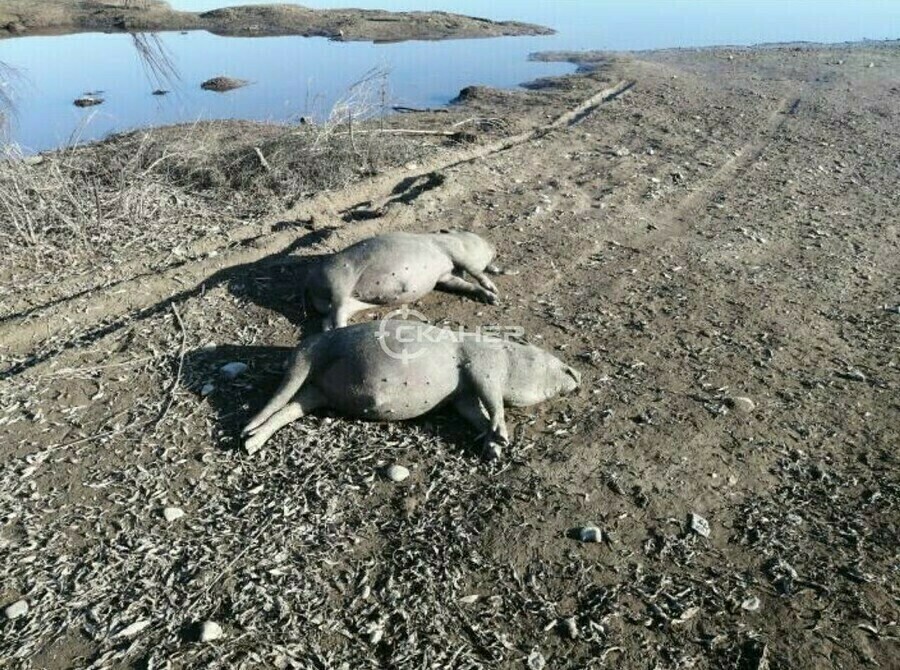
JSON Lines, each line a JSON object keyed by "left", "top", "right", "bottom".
{"left": 0, "top": 0, "right": 554, "bottom": 43}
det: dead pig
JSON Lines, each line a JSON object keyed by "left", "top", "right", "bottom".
{"left": 242, "top": 320, "right": 581, "bottom": 458}
{"left": 306, "top": 231, "right": 507, "bottom": 330}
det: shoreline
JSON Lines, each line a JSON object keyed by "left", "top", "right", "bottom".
{"left": 0, "top": 0, "right": 553, "bottom": 43}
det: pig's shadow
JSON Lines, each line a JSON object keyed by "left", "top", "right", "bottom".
{"left": 181, "top": 344, "right": 484, "bottom": 456}
{"left": 225, "top": 243, "right": 327, "bottom": 329}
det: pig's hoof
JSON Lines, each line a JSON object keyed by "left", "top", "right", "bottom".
{"left": 483, "top": 443, "right": 502, "bottom": 461}
{"left": 483, "top": 291, "right": 499, "bottom": 305}
{"left": 244, "top": 435, "right": 264, "bottom": 455}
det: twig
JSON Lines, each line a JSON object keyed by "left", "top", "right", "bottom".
{"left": 252, "top": 146, "right": 271, "bottom": 172}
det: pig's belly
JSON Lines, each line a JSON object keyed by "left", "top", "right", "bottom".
{"left": 315, "top": 348, "right": 461, "bottom": 420}
{"left": 352, "top": 252, "right": 453, "bottom": 304}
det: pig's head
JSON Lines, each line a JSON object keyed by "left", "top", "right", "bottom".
{"left": 441, "top": 230, "right": 496, "bottom": 270}
{"left": 504, "top": 342, "right": 581, "bottom": 406}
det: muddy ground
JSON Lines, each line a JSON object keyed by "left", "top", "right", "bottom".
{"left": 0, "top": 0, "right": 551, "bottom": 42}
{"left": 1, "top": 40, "right": 898, "bottom": 670}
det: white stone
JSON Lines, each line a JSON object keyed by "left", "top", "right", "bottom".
{"left": 114, "top": 619, "right": 150, "bottom": 638}
{"left": 3, "top": 599, "right": 28, "bottom": 620}
{"left": 200, "top": 383, "right": 215, "bottom": 397}
{"left": 199, "top": 620, "right": 224, "bottom": 642}
{"left": 689, "top": 513, "right": 711, "bottom": 538}
{"left": 162, "top": 507, "right": 185, "bottom": 522}
{"left": 578, "top": 526, "right": 602, "bottom": 543}
{"left": 384, "top": 464, "right": 410, "bottom": 482}
{"left": 729, "top": 396, "right": 756, "bottom": 413}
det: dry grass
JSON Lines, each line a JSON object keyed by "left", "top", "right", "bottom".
{"left": 0, "top": 69, "right": 432, "bottom": 294}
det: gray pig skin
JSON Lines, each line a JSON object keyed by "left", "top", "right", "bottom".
{"left": 242, "top": 320, "right": 581, "bottom": 458}
{"left": 307, "top": 231, "right": 503, "bottom": 330}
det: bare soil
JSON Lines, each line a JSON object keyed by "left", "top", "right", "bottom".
{"left": 0, "top": 0, "right": 552, "bottom": 42}
{"left": 1, "top": 41, "right": 898, "bottom": 669}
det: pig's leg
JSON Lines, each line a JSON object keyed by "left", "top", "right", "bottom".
{"left": 461, "top": 265, "right": 498, "bottom": 294}
{"left": 324, "top": 297, "right": 373, "bottom": 330}
{"left": 437, "top": 273, "right": 497, "bottom": 305}
{"left": 244, "top": 386, "right": 325, "bottom": 455}
{"left": 463, "top": 365, "right": 510, "bottom": 460}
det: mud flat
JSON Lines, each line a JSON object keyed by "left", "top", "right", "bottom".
{"left": 0, "top": 0, "right": 552, "bottom": 41}
{"left": 0, "top": 40, "right": 898, "bottom": 669}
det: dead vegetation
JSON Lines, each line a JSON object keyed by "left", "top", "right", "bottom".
{"left": 0, "top": 72, "right": 439, "bottom": 299}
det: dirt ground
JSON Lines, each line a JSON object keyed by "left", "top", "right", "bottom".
{"left": 0, "top": 0, "right": 551, "bottom": 41}
{"left": 1, "top": 40, "right": 898, "bottom": 669}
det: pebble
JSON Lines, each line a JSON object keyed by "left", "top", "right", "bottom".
{"left": 114, "top": 619, "right": 150, "bottom": 638}
{"left": 689, "top": 513, "right": 711, "bottom": 538}
{"left": 384, "top": 464, "right": 410, "bottom": 482}
{"left": 162, "top": 507, "right": 185, "bottom": 522}
{"left": 3, "top": 599, "right": 28, "bottom": 620}
{"left": 220, "top": 362, "right": 248, "bottom": 379}
{"left": 741, "top": 596, "right": 761, "bottom": 611}
{"left": 728, "top": 396, "right": 756, "bottom": 413}
{"left": 200, "top": 383, "right": 215, "bottom": 397}
{"left": 562, "top": 617, "right": 579, "bottom": 639}
{"left": 198, "top": 620, "right": 224, "bottom": 642}
{"left": 578, "top": 526, "right": 602, "bottom": 543}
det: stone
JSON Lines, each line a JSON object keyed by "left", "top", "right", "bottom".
{"left": 728, "top": 396, "right": 756, "bottom": 413}
{"left": 162, "top": 507, "right": 185, "bottom": 522}
{"left": 199, "top": 620, "right": 224, "bottom": 642}
{"left": 689, "top": 513, "right": 711, "bottom": 538}
{"left": 578, "top": 526, "right": 602, "bottom": 543}
{"left": 220, "top": 362, "right": 248, "bottom": 379}
{"left": 384, "top": 464, "right": 410, "bottom": 482}
{"left": 3, "top": 599, "right": 28, "bottom": 620}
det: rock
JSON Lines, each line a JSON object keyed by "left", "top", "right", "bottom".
{"left": 162, "top": 507, "right": 185, "bottom": 522}
{"left": 727, "top": 396, "right": 756, "bottom": 413}
{"left": 3, "top": 599, "right": 28, "bottom": 620}
{"left": 384, "top": 464, "right": 410, "bottom": 482}
{"left": 114, "top": 619, "right": 150, "bottom": 638}
{"left": 220, "top": 362, "right": 248, "bottom": 379}
{"left": 198, "top": 620, "right": 224, "bottom": 642}
{"left": 459, "top": 594, "right": 480, "bottom": 604}
{"left": 201, "top": 76, "right": 249, "bottom": 92}
{"left": 689, "top": 513, "right": 710, "bottom": 538}
{"left": 741, "top": 596, "right": 761, "bottom": 611}
{"left": 73, "top": 97, "right": 104, "bottom": 108}
{"left": 200, "top": 382, "right": 215, "bottom": 397}
{"left": 578, "top": 526, "right": 602, "bottom": 543}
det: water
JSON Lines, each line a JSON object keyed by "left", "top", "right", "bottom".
{"left": 2, "top": 1, "right": 898, "bottom": 152}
